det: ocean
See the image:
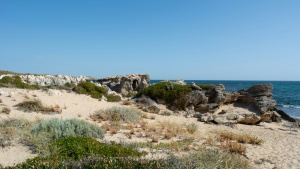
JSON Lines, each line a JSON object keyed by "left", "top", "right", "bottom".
{"left": 151, "top": 80, "right": 300, "bottom": 119}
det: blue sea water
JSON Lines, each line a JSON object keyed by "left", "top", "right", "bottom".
{"left": 151, "top": 80, "right": 300, "bottom": 119}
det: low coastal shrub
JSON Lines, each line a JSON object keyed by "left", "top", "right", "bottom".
{"left": 138, "top": 82, "right": 192, "bottom": 110}
{"left": 73, "top": 82, "right": 107, "bottom": 99}
{"left": 106, "top": 94, "right": 122, "bottom": 102}
{"left": 9, "top": 148, "right": 251, "bottom": 169}
{"left": 14, "top": 99, "right": 62, "bottom": 114}
{"left": 49, "top": 137, "right": 143, "bottom": 160}
{"left": 0, "top": 75, "right": 40, "bottom": 89}
{"left": 31, "top": 118, "right": 104, "bottom": 140}
{"left": 198, "top": 84, "right": 213, "bottom": 90}
{"left": 92, "top": 107, "right": 141, "bottom": 123}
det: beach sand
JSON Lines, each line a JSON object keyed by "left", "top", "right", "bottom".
{"left": 0, "top": 87, "right": 299, "bottom": 169}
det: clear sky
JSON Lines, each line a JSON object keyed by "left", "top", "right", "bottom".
{"left": 1, "top": 0, "right": 299, "bottom": 80}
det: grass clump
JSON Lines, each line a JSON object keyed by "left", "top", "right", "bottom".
{"left": 31, "top": 118, "right": 104, "bottom": 140}
{"left": 73, "top": 82, "right": 108, "bottom": 99}
{"left": 0, "top": 118, "right": 33, "bottom": 148}
{"left": 221, "top": 141, "right": 246, "bottom": 155}
{"left": 92, "top": 107, "right": 141, "bottom": 123}
{"left": 14, "top": 99, "right": 62, "bottom": 114}
{"left": 138, "top": 82, "right": 192, "bottom": 110}
{"left": 106, "top": 94, "right": 122, "bottom": 102}
{"left": 1, "top": 107, "right": 11, "bottom": 114}
{"left": 219, "top": 131, "right": 263, "bottom": 145}
{"left": 164, "top": 148, "right": 251, "bottom": 169}
{"left": 186, "top": 123, "right": 198, "bottom": 134}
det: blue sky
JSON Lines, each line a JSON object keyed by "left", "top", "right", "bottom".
{"left": 1, "top": 0, "right": 299, "bottom": 80}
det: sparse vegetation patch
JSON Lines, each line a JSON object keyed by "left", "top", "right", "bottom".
{"left": 91, "top": 107, "right": 141, "bottom": 123}
{"left": 14, "top": 99, "right": 62, "bottom": 114}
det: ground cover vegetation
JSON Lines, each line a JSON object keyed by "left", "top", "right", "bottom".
{"left": 138, "top": 82, "right": 192, "bottom": 110}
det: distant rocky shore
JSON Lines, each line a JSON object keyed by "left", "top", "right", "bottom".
{"left": 0, "top": 73, "right": 296, "bottom": 126}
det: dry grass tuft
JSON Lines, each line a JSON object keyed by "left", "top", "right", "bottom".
{"left": 14, "top": 99, "right": 62, "bottom": 114}
{"left": 221, "top": 141, "right": 246, "bottom": 155}
{"left": 1, "top": 107, "right": 11, "bottom": 114}
{"left": 218, "top": 131, "right": 263, "bottom": 145}
{"left": 122, "top": 100, "right": 133, "bottom": 105}
{"left": 91, "top": 107, "right": 141, "bottom": 123}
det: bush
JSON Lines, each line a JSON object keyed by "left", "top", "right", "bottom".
{"left": 0, "top": 75, "right": 40, "bottom": 89}
{"left": 8, "top": 156, "right": 162, "bottom": 169}
{"left": 8, "top": 148, "right": 251, "bottom": 169}
{"left": 31, "top": 118, "right": 104, "bottom": 140}
{"left": 92, "top": 107, "right": 141, "bottom": 123}
{"left": 14, "top": 99, "right": 62, "bottom": 114}
{"left": 198, "top": 84, "right": 213, "bottom": 90}
{"left": 49, "top": 137, "right": 143, "bottom": 160}
{"left": 106, "top": 94, "right": 122, "bottom": 102}
{"left": 138, "top": 82, "right": 192, "bottom": 110}
{"left": 73, "top": 82, "right": 107, "bottom": 99}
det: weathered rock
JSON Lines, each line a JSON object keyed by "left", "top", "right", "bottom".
{"left": 273, "top": 107, "right": 296, "bottom": 122}
{"left": 134, "top": 95, "right": 156, "bottom": 106}
{"left": 186, "top": 90, "right": 208, "bottom": 106}
{"left": 238, "top": 84, "right": 277, "bottom": 115}
{"left": 19, "top": 74, "right": 90, "bottom": 86}
{"left": 190, "top": 82, "right": 202, "bottom": 91}
{"left": 94, "top": 74, "right": 150, "bottom": 96}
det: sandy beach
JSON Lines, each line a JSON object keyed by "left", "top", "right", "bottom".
{"left": 0, "top": 87, "right": 299, "bottom": 169}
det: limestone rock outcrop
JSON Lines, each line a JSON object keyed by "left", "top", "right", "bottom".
{"left": 19, "top": 74, "right": 90, "bottom": 86}
{"left": 93, "top": 74, "right": 150, "bottom": 96}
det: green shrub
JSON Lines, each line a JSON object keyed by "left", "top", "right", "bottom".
{"left": 73, "top": 86, "right": 87, "bottom": 94}
{"left": 31, "top": 118, "right": 104, "bottom": 140}
{"left": 0, "top": 76, "right": 13, "bottom": 84}
{"left": 198, "top": 84, "right": 213, "bottom": 90}
{"left": 106, "top": 94, "right": 122, "bottom": 102}
{"left": 138, "top": 82, "right": 192, "bottom": 110}
{"left": 89, "top": 90, "right": 103, "bottom": 99}
{"left": 8, "top": 147, "right": 251, "bottom": 169}
{"left": 49, "top": 137, "right": 143, "bottom": 160}
{"left": 0, "top": 75, "right": 40, "bottom": 89}
{"left": 93, "top": 107, "right": 141, "bottom": 123}
{"left": 73, "top": 82, "right": 107, "bottom": 99}
{"left": 8, "top": 156, "right": 162, "bottom": 169}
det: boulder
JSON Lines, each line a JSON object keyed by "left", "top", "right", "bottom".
{"left": 94, "top": 74, "right": 150, "bottom": 96}
{"left": 238, "top": 84, "right": 276, "bottom": 115}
